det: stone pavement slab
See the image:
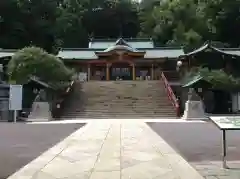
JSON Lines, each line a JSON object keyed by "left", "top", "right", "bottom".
{"left": 193, "top": 161, "right": 240, "bottom": 179}
{"left": 8, "top": 120, "right": 204, "bottom": 179}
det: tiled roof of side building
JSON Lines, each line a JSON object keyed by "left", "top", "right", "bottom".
{"left": 182, "top": 43, "right": 240, "bottom": 57}
{"left": 57, "top": 49, "right": 98, "bottom": 59}
{"left": 218, "top": 48, "right": 240, "bottom": 56}
{"left": 0, "top": 49, "right": 17, "bottom": 58}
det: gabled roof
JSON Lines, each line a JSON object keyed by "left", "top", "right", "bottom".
{"left": 182, "top": 75, "right": 203, "bottom": 87}
{"left": 29, "top": 76, "right": 51, "bottom": 89}
{"left": 102, "top": 45, "right": 139, "bottom": 53}
{"left": 28, "top": 76, "right": 70, "bottom": 90}
{"left": 89, "top": 38, "right": 154, "bottom": 49}
{"left": 115, "top": 38, "right": 130, "bottom": 46}
{"left": 96, "top": 38, "right": 143, "bottom": 54}
{"left": 182, "top": 43, "right": 240, "bottom": 58}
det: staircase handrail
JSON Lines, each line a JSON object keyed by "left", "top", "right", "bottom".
{"left": 58, "top": 80, "right": 75, "bottom": 104}
{"left": 52, "top": 80, "right": 75, "bottom": 118}
{"left": 161, "top": 72, "right": 180, "bottom": 117}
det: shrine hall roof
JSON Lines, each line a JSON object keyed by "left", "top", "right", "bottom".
{"left": 0, "top": 38, "right": 184, "bottom": 60}
{"left": 89, "top": 38, "right": 154, "bottom": 49}
{"left": 58, "top": 37, "right": 184, "bottom": 59}
{"left": 57, "top": 47, "right": 184, "bottom": 60}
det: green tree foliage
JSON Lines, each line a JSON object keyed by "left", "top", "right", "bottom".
{"left": 139, "top": 0, "right": 240, "bottom": 49}
{"left": 56, "top": 0, "right": 89, "bottom": 48}
{"left": 0, "top": 0, "right": 62, "bottom": 53}
{"left": 183, "top": 67, "right": 240, "bottom": 90}
{"left": 139, "top": 0, "right": 208, "bottom": 48}
{"left": 81, "top": 0, "right": 140, "bottom": 38}
{"left": 7, "top": 47, "right": 73, "bottom": 85}
{"left": 0, "top": 0, "right": 140, "bottom": 50}
{"left": 207, "top": 0, "right": 240, "bottom": 47}
{"left": 0, "top": 0, "right": 239, "bottom": 49}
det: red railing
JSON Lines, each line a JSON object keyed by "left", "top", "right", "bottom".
{"left": 161, "top": 72, "right": 180, "bottom": 117}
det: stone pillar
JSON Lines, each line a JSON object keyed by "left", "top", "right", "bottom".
{"left": 151, "top": 64, "right": 154, "bottom": 80}
{"left": 181, "top": 88, "right": 209, "bottom": 120}
{"left": 88, "top": 64, "right": 91, "bottom": 81}
{"left": 132, "top": 64, "right": 136, "bottom": 80}
{"left": 106, "top": 63, "right": 110, "bottom": 81}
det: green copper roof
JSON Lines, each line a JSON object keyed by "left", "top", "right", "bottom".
{"left": 182, "top": 75, "right": 203, "bottom": 87}
{"left": 57, "top": 47, "right": 184, "bottom": 59}
{"left": 57, "top": 49, "right": 98, "bottom": 59}
{"left": 102, "top": 45, "right": 139, "bottom": 53}
{"left": 182, "top": 43, "right": 240, "bottom": 57}
{"left": 89, "top": 38, "right": 155, "bottom": 49}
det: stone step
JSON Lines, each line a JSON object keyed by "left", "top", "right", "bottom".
{"left": 64, "top": 110, "right": 175, "bottom": 113}
{"left": 60, "top": 113, "right": 177, "bottom": 118}
{"left": 64, "top": 106, "right": 174, "bottom": 110}
{"left": 63, "top": 110, "right": 175, "bottom": 114}
{"left": 60, "top": 115, "right": 177, "bottom": 119}
{"left": 73, "top": 96, "right": 169, "bottom": 98}
{"left": 63, "top": 114, "right": 176, "bottom": 117}
{"left": 79, "top": 103, "right": 172, "bottom": 106}
{"left": 60, "top": 81, "right": 177, "bottom": 118}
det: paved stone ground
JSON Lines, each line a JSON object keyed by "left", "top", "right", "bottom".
{"left": 8, "top": 120, "right": 204, "bottom": 179}
{"left": 148, "top": 121, "right": 240, "bottom": 179}
{"left": 0, "top": 123, "right": 84, "bottom": 179}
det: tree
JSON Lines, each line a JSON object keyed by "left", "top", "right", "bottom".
{"left": 56, "top": 0, "right": 89, "bottom": 48}
{"left": 205, "top": 0, "right": 240, "bottom": 47}
{"left": 7, "top": 47, "right": 73, "bottom": 86}
{"left": 139, "top": 0, "right": 209, "bottom": 49}
{"left": 0, "top": 0, "right": 24, "bottom": 49}
{"left": 1, "top": 0, "right": 240, "bottom": 50}
{"left": 183, "top": 67, "right": 240, "bottom": 90}
{"left": 0, "top": 0, "right": 62, "bottom": 53}
{"left": 82, "top": 0, "right": 140, "bottom": 38}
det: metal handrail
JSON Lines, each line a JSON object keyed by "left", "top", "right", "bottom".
{"left": 52, "top": 80, "right": 75, "bottom": 118}
{"left": 161, "top": 72, "right": 180, "bottom": 117}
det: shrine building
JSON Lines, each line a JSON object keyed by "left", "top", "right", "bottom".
{"left": 57, "top": 38, "right": 184, "bottom": 81}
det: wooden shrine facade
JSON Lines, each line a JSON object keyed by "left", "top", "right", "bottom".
{"left": 57, "top": 38, "right": 184, "bottom": 81}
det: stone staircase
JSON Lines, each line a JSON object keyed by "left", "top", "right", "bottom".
{"left": 60, "top": 81, "right": 177, "bottom": 119}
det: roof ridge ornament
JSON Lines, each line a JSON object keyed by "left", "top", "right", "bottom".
{"left": 115, "top": 38, "right": 130, "bottom": 47}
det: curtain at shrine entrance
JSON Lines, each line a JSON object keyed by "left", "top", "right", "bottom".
{"left": 110, "top": 63, "right": 132, "bottom": 80}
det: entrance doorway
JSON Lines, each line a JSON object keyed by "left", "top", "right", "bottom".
{"left": 110, "top": 63, "right": 132, "bottom": 80}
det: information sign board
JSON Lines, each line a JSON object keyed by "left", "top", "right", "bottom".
{"left": 9, "top": 85, "right": 23, "bottom": 110}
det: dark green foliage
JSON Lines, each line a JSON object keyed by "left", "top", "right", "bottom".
{"left": 0, "top": 0, "right": 239, "bottom": 51}
{"left": 139, "top": 0, "right": 240, "bottom": 49}
{"left": 7, "top": 47, "right": 73, "bottom": 86}
{"left": 182, "top": 67, "right": 240, "bottom": 90}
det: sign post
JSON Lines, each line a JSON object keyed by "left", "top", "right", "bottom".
{"left": 211, "top": 117, "right": 240, "bottom": 168}
{"left": 9, "top": 85, "right": 23, "bottom": 123}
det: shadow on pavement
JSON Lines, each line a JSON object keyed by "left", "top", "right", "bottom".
{"left": 147, "top": 122, "right": 240, "bottom": 162}
{"left": 0, "top": 123, "right": 84, "bottom": 179}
